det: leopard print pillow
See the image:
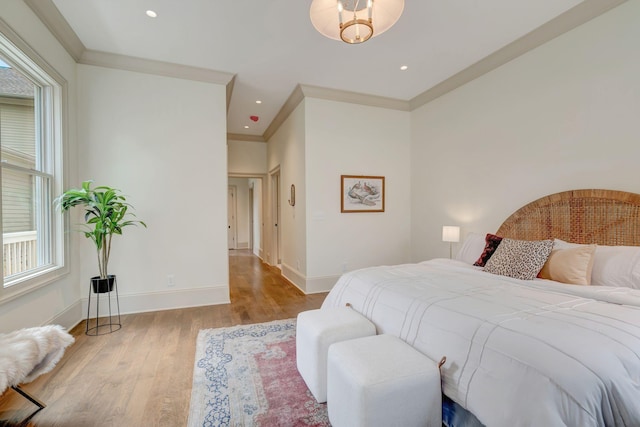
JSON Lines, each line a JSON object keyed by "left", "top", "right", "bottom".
{"left": 484, "top": 238, "right": 553, "bottom": 280}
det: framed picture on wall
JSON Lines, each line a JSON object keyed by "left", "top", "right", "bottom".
{"left": 341, "top": 175, "right": 385, "bottom": 213}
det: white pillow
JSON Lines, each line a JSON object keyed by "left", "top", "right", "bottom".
{"left": 554, "top": 239, "right": 640, "bottom": 289}
{"left": 591, "top": 245, "right": 640, "bottom": 289}
{"left": 553, "top": 238, "right": 581, "bottom": 250}
{"left": 455, "top": 232, "right": 489, "bottom": 265}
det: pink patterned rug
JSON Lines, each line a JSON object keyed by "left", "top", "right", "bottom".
{"left": 187, "top": 319, "right": 330, "bottom": 427}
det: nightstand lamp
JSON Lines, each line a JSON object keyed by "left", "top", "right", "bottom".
{"left": 442, "top": 226, "right": 460, "bottom": 259}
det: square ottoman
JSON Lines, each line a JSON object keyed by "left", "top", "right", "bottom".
{"left": 296, "top": 307, "right": 376, "bottom": 403}
{"left": 327, "top": 334, "right": 442, "bottom": 427}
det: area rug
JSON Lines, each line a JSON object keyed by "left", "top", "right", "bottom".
{"left": 187, "top": 319, "right": 330, "bottom": 427}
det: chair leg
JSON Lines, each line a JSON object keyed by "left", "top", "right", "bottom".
{"left": 7, "top": 385, "right": 46, "bottom": 426}
{"left": 11, "top": 385, "right": 46, "bottom": 409}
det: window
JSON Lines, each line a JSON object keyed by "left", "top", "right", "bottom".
{"left": 0, "top": 26, "right": 66, "bottom": 300}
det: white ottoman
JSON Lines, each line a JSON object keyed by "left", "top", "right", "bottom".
{"left": 296, "top": 307, "right": 376, "bottom": 403}
{"left": 327, "top": 334, "right": 442, "bottom": 427}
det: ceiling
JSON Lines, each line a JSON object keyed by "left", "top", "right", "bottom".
{"left": 35, "top": 0, "right": 617, "bottom": 139}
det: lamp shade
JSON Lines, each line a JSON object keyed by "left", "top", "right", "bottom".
{"left": 442, "top": 226, "right": 460, "bottom": 243}
{"left": 310, "top": 0, "right": 404, "bottom": 44}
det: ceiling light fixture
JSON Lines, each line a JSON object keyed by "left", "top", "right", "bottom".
{"left": 146, "top": 10, "right": 157, "bottom": 18}
{"left": 256, "top": 100, "right": 262, "bottom": 104}
{"left": 400, "top": 65, "right": 408, "bottom": 71}
{"left": 310, "top": 0, "right": 404, "bottom": 44}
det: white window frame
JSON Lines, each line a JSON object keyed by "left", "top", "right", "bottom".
{"left": 0, "top": 19, "right": 68, "bottom": 303}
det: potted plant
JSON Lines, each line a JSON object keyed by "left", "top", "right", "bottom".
{"left": 56, "top": 180, "right": 146, "bottom": 293}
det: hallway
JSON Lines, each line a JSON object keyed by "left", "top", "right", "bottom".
{"left": 228, "top": 249, "right": 327, "bottom": 323}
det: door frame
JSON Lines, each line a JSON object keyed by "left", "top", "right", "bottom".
{"left": 227, "top": 185, "right": 238, "bottom": 250}
{"left": 269, "top": 167, "right": 281, "bottom": 267}
{"left": 228, "top": 173, "right": 267, "bottom": 259}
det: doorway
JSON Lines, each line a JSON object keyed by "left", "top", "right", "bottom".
{"left": 228, "top": 175, "right": 265, "bottom": 259}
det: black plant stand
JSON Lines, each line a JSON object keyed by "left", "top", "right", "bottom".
{"left": 86, "top": 276, "right": 121, "bottom": 335}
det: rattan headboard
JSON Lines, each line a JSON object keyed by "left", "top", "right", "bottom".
{"left": 496, "top": 189, "right": 640, "bottom": 246}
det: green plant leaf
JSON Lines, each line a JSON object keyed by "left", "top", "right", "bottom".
{"left": 56, "top": 180, "right": 146, "bottom": 278}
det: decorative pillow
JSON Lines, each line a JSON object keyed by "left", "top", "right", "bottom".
{"left": 538, "top": 244, "right": 596, "bottom": 285}
{"left": 590, "top": 245, "right": 640, "bottom": 289}
{"left": 484, "top": 238, "right": 553, "bottom": 280}
{"left": 455, "top": 233, "right": 487, "bottom": 265}
{"left": 473, "top": 233, "right": 503, "bottom": 267}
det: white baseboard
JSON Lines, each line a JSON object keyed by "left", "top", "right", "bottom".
{"left": 238, "top": 241, "right": 249, "bottom": 249}
{"left": 281, "top": 263, "right": 305, "bottom": 292}
{"left": 82, "top": 285, "right": 230, "bottom": 317}
{"left": 281, "top": 263, "right": 340, "bottom": 294}
{"left": 305, "top": 275, "right": 340, "bottom": 294}
{"left": 47, "top": 299, "right": 84, "bottom": 331}
{"left": 255, "top": 247, "right": 264, "bottom": 259}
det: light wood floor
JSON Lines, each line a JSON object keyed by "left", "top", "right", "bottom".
{"left": 0, "top": 250, "right": 327, "bottom": 427}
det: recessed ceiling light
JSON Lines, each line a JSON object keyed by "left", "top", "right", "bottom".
{"left": 256, "top": 100, "right": 262, "bottom": 104}
{"left": 400, "top": 65, "right": 408, "bottom": 71}
{"left": 146, "top": 10, "right": 157, "bottom": 18}
{"left": 244, "top": 125, "right": 249, "bottom": 129}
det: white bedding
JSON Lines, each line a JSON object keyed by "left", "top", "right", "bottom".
{"left": 322, "top": 258, "right": 640, "bottom": 426}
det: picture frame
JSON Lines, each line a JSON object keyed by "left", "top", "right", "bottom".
{"left": 341, "top": 175, "right": 385, "bottom": 213}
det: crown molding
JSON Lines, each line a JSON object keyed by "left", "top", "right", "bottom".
{"left": 227, "top": 133, "right": 266, "bottom": 143}
{"left": 263, "top": 85, "right": 306, "bottom": 141}
{"left": 23, "top": 0, "right": 85, "bottom": 62}
{"left": 409, "top": 0, "right": 627, "bottom": 110}
{"left": 300, "top": 84, "right": 410, "bottom": 111}
{"left": 79, "top": 50, "right": 235, "bottom": 86}
{"left": 226, "top": 75, "right": 236, "bottom": 114}
{"left": 24, "top": 0, "right": 235, "bottom": 102}
{"left": 263, "top": 84, "right": 410, "bottom": 141}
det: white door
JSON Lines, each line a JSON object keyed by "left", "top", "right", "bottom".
{"left": 228, "top": 186, "right": 237, "bottom": 249}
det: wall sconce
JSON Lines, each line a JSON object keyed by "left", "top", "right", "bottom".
{"left": 288, "top": 184, "right": 295, "bottom": 206}
{"left": 442, "top": 225, "right": 460, "bottom": 259}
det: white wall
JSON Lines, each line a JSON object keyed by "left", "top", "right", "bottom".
{"left": 268, "top": 98, "right": 412, "bottom": 293}
{"left": 410, "top": 0, "right": 640, "bottom": 262}
{"left": 305, "top": 98, "right": 412, "bottom": 292}
{"left": 77, "top": 64, "right": 230, "bottom": 313}
{"left": 228, "top": 139, "right": 267, "bottom": 174}
{"left": 228, "top": 177, "right": 250, "bottom": 248}
{"left": 0, "top": 0, "right": 81, "bottom": 332}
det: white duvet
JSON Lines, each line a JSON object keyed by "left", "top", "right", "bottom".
{"left": 322, "top": 259, "right": 640, "bottom": 427}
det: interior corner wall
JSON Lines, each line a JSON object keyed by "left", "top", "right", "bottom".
{"left": 76, "top": 64, "right": 230, "bottom": 313}
{"left": 0, "top": 1, "right": 81, "bottom": 332}
{"left": 266, "top": 102, "right": 307, "bottom": 290}
{"left": 305, "top": 98, "right": 412, "bottom": 292}
{"left": 410, "top": 0, "right": 640, "bottom": 262}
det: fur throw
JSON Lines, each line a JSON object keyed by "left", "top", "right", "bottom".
{"left": 0, "top": 324, "right": 74, "bottom": 393}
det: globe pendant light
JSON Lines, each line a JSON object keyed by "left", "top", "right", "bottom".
{"left": 310, "top": 0, "right": 404, "bottom": 44}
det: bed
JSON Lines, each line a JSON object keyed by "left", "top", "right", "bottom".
{"left": 321, "top": 189, "right": 640, "bottom": 426}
